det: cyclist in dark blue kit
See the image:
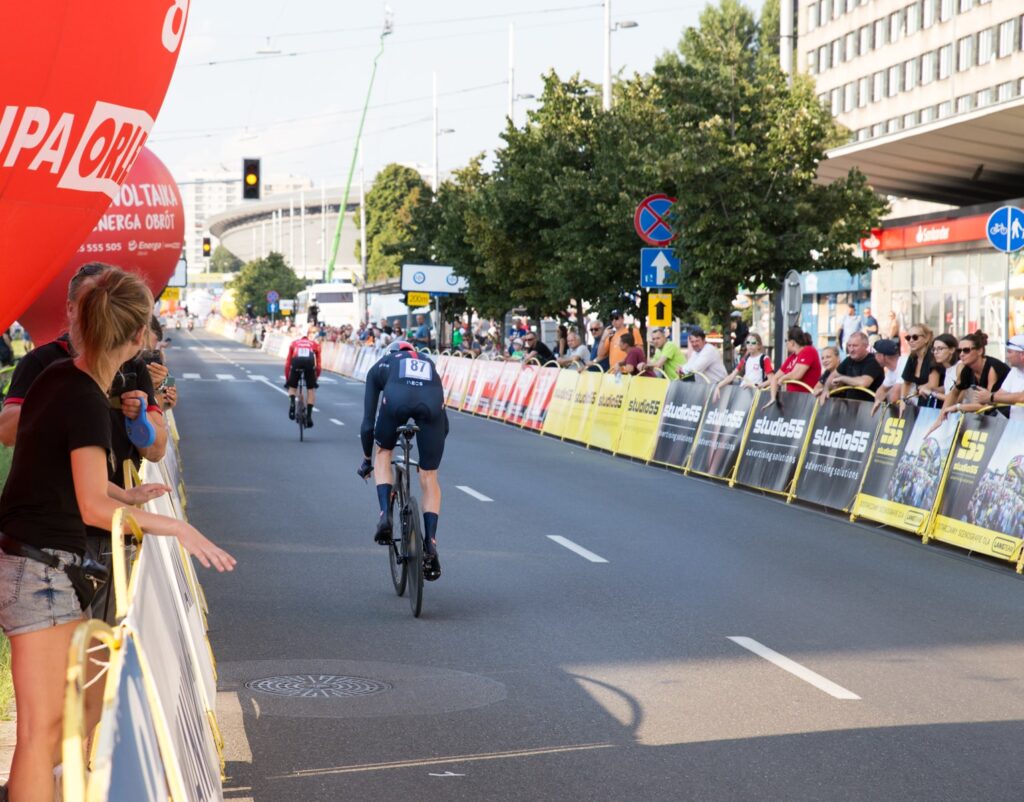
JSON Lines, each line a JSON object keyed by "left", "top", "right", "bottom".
{"left": 359, "top": 341, "right": 448, "bottom": 580}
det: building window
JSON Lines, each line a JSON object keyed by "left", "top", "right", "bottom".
{"left": 807, "top": 3, "right": 817, "bottom": 32}
{"left": 922, "top": 0, "right": 937, "bottom": 28}
{"left": 807, "top": 51, "right": 817, "bottom": 74}
{"left": 889, "top": 10, "right": 904, "bottom": 43}
{"left": 938, "top": 44, "right": 952, "bottom": 79}
{"left": 920, "top": 105, "right": 936, "bottom": 123}
{"left": 819, "top": 44, "right": 830, "bottom": 71}
{"left": 939, "top": 0, "right": 953, "bottom": 22}
{"left": 998, "top": 19, "right": 1016, "bottom": 58}
{"left": 977, "top": 87, "right": 994, "bottom": 107}
{"left": 921, "top": 50, "right": 937, "bottom": 84}
{"left": 887, "top": 117, "right": 902, "bottom": 133}
{"left": 872, "top": 70, "right": 886, "bottom": 102}
{"left": 858, "top": 76, "right": 871, "bottom": 107}
{"left": 904, "top": 57, "right": 919, "bottom": 90}
{"left": 859, "top": 24, "right": 872, "bottom": 54}
{"left": 846, "top": 0, "right": 856, "bottom": 12}
{"left": 832, "top": 38, "right": 843, "bottom": 65}
{"left": 874, "top": 17, "right": 888, "bottom": 47}
{"left": 845, "top": 32, "right": 857, "bottom": 61}
{"left": 844, "top": 82, "right": 857, "bottom": 112}
{"left": 978, "top": 27, "right": 994, "bottom": 64}
{"left": 906, "top": 2, "right": 921, "bottom": 35}
{"left": 820, "top": 0, "right": 832, "bottom": 24}
{"left": 957, "top": 34, "right": 974, "bottom": 70}
{"left": 888, "top": 65, "right": 902, "bottom": 95}
{"left": 937, "top": 101, "right": 952, "bottom": 118}
{"left": 957, "top": 0, "right": 973, "bottom": 11}
{"left": 997, "top": 81, "right": 1017, "bottom": 101}
{"left": 904, "top": 110, "right": 919, "bottom": 127}
{"left": 831, "top": 88, "right": 841, "bottom": 115}
{"left": 872, "top": 122, "right": 886, "bottom": 137}
{"left": 955, "top": 93, "right": 974, "bottom": 112}
{"left": 857, "top": 128, "right": 870, "bottom": 142}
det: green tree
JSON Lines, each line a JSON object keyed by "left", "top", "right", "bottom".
{"left": 655, "top": 0, "right": 888, "bottom": 359}
{"left": 229, "top": 252, "right": 305, "bottom": 317}
{"left": 210, "top": 244, "right": 243, "bottom": 275}
{"left": 359, "top": 163, "right": 435, "bottom": 281}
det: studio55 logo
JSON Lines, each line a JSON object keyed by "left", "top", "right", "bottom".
{"left": 955, "top": 430, "right": 988, "bottom": 463}
{"left": 880, "top": 417, "right": 906, "bottom": 447}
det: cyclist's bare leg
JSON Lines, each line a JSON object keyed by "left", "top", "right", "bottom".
{"left": 374, "top": 447, "right": 393, "bottom": 486}
{"left": 418, "top": 469, "right": 440, "bottom": 515}
{"left": 307, "top": 388, "right": 317, "bottom": 407}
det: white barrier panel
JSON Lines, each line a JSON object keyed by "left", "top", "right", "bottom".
{"left": 87, "top": 634, "right": 171, "bottom": 802}
{"left": 125, "top": 528, "right": 223, "bottom": 801}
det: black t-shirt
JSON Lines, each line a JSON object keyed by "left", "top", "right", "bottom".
{"left": 527, "top": 340, "right": 557, "bottom": 365}
{"left": 3, "top": 335, "right": 73, "bottom": 404}
{"left": 0, "top": 360, "right": 112, "bottom": 554}
{"left": 901, "top": 350, "right": 941, "bottom": 387}
{"left": 956, "top": 356, "right": 1010, "bottom": 392}
{"left": 836, "top": 354, "right": 885, "bottom": 393}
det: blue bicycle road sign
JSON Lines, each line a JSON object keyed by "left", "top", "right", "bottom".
{"left": 640, "top": 248, "right": 680, "bottom": 288}
{"left": 986, "top": 206, "right": 1024, "bottom": 253}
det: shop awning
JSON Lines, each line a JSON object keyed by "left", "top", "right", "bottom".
{"left": 817, "top": 97, "right": 1024, "bottom": 206}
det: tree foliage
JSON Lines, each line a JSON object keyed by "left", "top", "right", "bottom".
{"left": 229, "top": 252, "right": 306, "bottom": 317}
{"left": 360, "top": 163, "right": 435, "bottom": 282}
{"left": 210, "top": 244, "right": 243, "bottom": 275}
{"left": 655, "top": 0, "right": 887, "bottom": 351}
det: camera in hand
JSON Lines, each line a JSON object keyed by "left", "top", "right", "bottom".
{"left": 109, "top": 371, "right": 138, "bottom": 398}
{"left": 140, "top": 349, "right": 164, "bottom": 366}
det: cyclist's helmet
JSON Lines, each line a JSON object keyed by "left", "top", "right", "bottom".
{"left": 388, "top": 340, "right": 417, "bottom": 355}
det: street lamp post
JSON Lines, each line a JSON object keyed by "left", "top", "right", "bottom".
{"left": 432, "top": 71, "right": 455, "bottom": 193}
{"left": 602, "top": 1, "right": 638, "bottom": 111}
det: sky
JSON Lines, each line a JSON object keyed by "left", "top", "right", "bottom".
{"left": 150, "top": 1, "right": 724, "bottom": 188}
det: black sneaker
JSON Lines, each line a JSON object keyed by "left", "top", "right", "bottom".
{"left": 288, "top": 398, "right": 296, "bottom": 420}
{"left": 374, "top": 513, "right": 393, "bottom": 545}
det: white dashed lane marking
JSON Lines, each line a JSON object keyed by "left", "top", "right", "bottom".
{"left": 727, "top": 637, "right": 861, "bottom": 700}
{"left": 330, "top": 419, "right": 345, "bottom": 426}
{"left": 547, "top": 536, "right": 608, "bottom": 563}
{"left": 182, "top": 373, "right": 201, "bottom": 380}
{"left": 215, "top": 374, "right": 237, "bottom": 381}
{"left": 456, "top": 485, "right": 493, "bottom": 502}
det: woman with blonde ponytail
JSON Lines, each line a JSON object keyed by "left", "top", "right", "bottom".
{"left": 0, "top": 268, "right": 235, "bottom": 802}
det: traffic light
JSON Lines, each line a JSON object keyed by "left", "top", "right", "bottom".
{"left": 202, "top": 237, "right": 211, "bottom": 257}
{"left": 242, "top": 158, "right": 261, "bottom": 200}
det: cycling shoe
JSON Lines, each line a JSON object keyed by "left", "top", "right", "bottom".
{"left": 423, "top": 551, "right": 441, "bottom": 581}
{"left": 374, "top": 514, "right": 393, "bottom": 545}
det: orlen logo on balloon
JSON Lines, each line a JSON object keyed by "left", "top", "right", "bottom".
{"left": 0, "top": 102, "right": 153, "bottom": 200}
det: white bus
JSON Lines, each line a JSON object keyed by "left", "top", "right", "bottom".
{"left": 296, "top": 282, "right": 361, "bottom": 328}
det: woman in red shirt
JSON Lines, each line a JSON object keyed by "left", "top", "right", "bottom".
{"left": 767, "top": 327, "right": 821, "bottom": 403}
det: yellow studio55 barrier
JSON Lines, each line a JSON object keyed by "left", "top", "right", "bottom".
{"left": 63, "top": 422, "right": 225, "bottom": 802}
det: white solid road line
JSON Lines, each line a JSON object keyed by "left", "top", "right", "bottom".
{"left": 252, "top": 375, "right": 289, "bottom": 397}
{"left": 547, "top": 536, "right": 608, "bottom": 564}
{"left": 727, "top": 637, "right": 861, "bottom": 700}
{"left": 182, "top": 373, "right": 200, "bottom": 380}
{"left": 456, "top": 485, "right": 493, "bottom": 502}
{"left": 330, "top": 418, "right": 345, "bottom": 426}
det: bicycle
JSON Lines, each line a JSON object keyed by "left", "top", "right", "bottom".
{"left": 386, "top": 423, "right": 425, "bottom": 617}
{"left": 294, "top": 373, "right": 308, "bottom": 441}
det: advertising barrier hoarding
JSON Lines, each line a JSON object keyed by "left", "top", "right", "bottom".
{"left": 793, "top": 398, "right": 879, "bottom": 511}
{"left": 585, "top": 373, "right": 631, "bottom": 452}
{"left": 651, "top": 381, "right": 711, "bottom": 468}
{"left": 563, "top": 371, "right": 604, "bottom": 444}
{"left": 734, "top": 391, "right": 817, "bottom": 495}
{"left": 854, "top": 406, "right": 958, "bottom": 533}
{"left": 541, "top": 370, "right": 581, "bottom": 439}
{"left": 616, "top": 377, "right": 669, "bottom": 461}
{"left": 688, "top": 384, "right": 755, "bottom": 479}
{"left": 928, "top": 414, "right": 1024, "bottom": 562}
{"left": 522, "top": 367, "right": 560, "bottom": 431}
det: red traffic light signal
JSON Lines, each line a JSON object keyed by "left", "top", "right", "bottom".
{"left": 202, "top": 237, "right": 212, "bottom": 257}
{"left": 243, "top": 158, "right": 260, "bottom": 200}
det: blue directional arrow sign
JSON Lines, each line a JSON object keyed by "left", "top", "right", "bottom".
{"left": 986, "top": 206, "right": 1024, "bottom": 253}
{"left": 267, "top": 301, "right": 279, "bottom": 314}
{"left": 640, "top": 248, "right": 680, "bottom": 288}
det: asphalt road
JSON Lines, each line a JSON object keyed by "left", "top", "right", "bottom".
{"left": 169, "top": 328, "right": 1024, "bottom": 802}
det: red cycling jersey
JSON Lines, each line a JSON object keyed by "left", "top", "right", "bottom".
{"left": 285, "top": 337, "right": 322, "bottom": 380}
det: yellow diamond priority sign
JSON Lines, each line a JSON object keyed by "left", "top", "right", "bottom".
{"left": 648, "top": 293, "right": 672, "bottom": 327}
{"left": 407, "top": 291, "right": 430, "bottom": 308}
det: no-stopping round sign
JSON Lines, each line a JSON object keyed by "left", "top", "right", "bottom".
{"left": 634, "top": 194, "right": 677, "bottom": 246}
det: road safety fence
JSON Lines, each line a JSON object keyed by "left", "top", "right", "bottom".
{"left": 211, "top": 322, "right": 1024, "bottom": 572}
{"left": 63, "top": 412, "right": 225, "bottom": 802}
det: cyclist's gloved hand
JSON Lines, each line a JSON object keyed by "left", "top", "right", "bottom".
{"left": 357, "top": 458, "right": 373, "bottom": 480}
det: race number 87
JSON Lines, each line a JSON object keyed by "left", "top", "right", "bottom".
{"left": 400, "top": 359, "right": 433, "bottom": 381}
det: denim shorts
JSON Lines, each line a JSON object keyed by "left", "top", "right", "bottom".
{"left": 0, "top": 549, "right": 85, "bottom": 637}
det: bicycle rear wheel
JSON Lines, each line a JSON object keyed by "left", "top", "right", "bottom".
{"left": 405, "top": 496, "right": 424, "bottom": 618}
{"left": 296, "top": 392, "right": 306, "bottom": 442}
{"left": 388, "top": 477, "right": 407, "bottom": 596}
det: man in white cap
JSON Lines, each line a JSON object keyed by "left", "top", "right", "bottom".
{"left": 982, "top": 334, "right": 1024, "bottom": 419}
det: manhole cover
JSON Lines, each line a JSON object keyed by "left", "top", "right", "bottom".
{"left": 245, "top": 675, "right": 392, "bottom": 699}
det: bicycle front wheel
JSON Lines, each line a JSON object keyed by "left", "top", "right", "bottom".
{"left": 297, "top": 396, "right": 306, "bottom": 442}
{"left": 405, "top": 495, "right": 424, "bottom": 618}
{"left": 388, "top": 478, "right": 407, "bottom": 596}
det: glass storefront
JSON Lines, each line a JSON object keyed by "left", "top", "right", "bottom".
{"left": 873, "top": 249, "right": 1024, "bottom": 355}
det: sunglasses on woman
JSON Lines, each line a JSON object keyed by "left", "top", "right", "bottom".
{"left": 744, "top": 339, "right": 758, "bottom": 345}
{"left": 905, "top": 334, "right": 923, "bottom": 341}
{"left": 957, "top": 346, "right": 977, "bottom": 354}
